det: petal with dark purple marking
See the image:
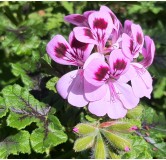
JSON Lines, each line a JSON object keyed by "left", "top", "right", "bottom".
{"left": 74, "top": 27, "right": 97, "bottom": 44}
{"left": 109, "top": 49, "right": 129, "bottom": 77}
{"left": 64, "top": 14, "right": 88, "bottom": 26}
{"left": 84, "top": 58, "right": 109, "bottom": 86}
{"left": 46, "top": 35, "right": 77, "bottom": 66}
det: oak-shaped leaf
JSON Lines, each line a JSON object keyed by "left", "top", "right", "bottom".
{"left": 2, "top": 84, "right": 50, "bottom": 130}
{"left": 0, "top": 131, "right": 30, "bottom": 158}
{"left": 30, "top": 115, "right": 67, "bottom": 153}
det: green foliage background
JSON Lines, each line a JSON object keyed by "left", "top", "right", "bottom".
{"left": 0, "top": 1, "right": 166, "bottom": 158}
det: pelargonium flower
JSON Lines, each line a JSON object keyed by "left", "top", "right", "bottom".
{"left": 46, "top": 31, "right": 94, "bottom": 107}
{"left": 84, "top": 49, "right": 139, "bottom": 119}
{"left": 73, "top": 10, "right": 114, "bottom": 53}
{"left": 46, "top": 5, "right": 155, "bottom": 120}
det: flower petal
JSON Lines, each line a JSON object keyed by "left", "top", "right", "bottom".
{"left": 73, "top": 27, "right": 97, "bottom": 44}
{"left": 69, "top": 31, "right": 94, "bottom": 63}
{"left": 46, "top": 35, "right": 77, "bottom": 66}
{"left": 84, "top": 58, "right": 109, "bottom": 86}
{"left": 140, "top": 35, "right": 155, "bottom": 68}
{"left": 88, "top": 11, "right": 114, "bottom": 51}
{"left": 68, "top": 70, "right": 88, "bottom": 107}
{"left": 109, "top": 49, "right": 130, "bottom": 77}
{"left": 84, "top": 79, "right": 107, "bottom": 101}
{"left": 131, "top": 63, "right": 153, "bottom": 99}
{"left": 115, "top": 82, "right": 139, "bottom": 109}
{"left": 124, "top": 20, "right": 133, "bottom": 35}
{"left": 83, "top": 52, "right": 105, "bottom": 69}
{"left": 122, "top": 33, "right": 133, "bottom": 60}
{"left": 131, "top": 24, "right": 144, "bottom": 47}
{"left": 64, "top": 14, "right": 88, "bottom": 26}
{"left": 56, "top": 70, "right": 78, "bottom": 99}
{"left": 88, "top": 85, "right": 109, "bottom": 117}
{"left": 88, "top": 85, "right": 127, "bottom": 119}
{"left": 107, "top": 99, "right": 128, "bottom": 119}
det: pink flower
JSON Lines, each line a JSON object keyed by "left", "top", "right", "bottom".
{"left": 46, "top": 32, "right": 94, "bottom": 107}
{"left": 73, "top": 11, "right": 114, "bottom": 53}
{"left": 84, "top": 49, "right": 139, "bottom": 119}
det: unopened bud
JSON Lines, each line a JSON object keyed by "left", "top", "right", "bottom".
{"left": 124, "top": 146, "right": 130, "bottom": 152}
{"left": 130, "top": 126, "right": 138, "bottom": 131}
{"left": 73, "top": 127, "right": 79, "bottom": 133}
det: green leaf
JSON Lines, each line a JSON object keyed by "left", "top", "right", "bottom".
{"left": 126, "top": 105, "right": 143, "bottom": 119}
{"left": 73, "top": 135, "right": 95, "bottom": 152}
{"left": 11, "top": 63, "right": 33, "bottom": 87}
{"left": 2, "top": 84, "right": 51, "bottom": 130}
{"left": 94, "top": 133, "right": 107, "bottom": 159}
{"left": 109, "top": 150, "right": 121, "bottom": 159}
{"left": 30, "top": 115, "right": 67, "bottom": 154}
{"left": 0, "top": 131, "right": 30, "bottom": 158}
{"left": 0, "top": 96, "right": 8, "bottom": 118}
{"left": 46, "top": 77, "right": 59, "bottom": 92}
{"left": 75, "top": 123, "right": 98, "bottom": 135}
{"left": 153, "top": 78, "right": 166, "bottom": 99}
{"left": 101, "top": 129, "right": 131, "bottom": 151}
{"left": 122, "top": 135, "right": 152, "bottom": 159}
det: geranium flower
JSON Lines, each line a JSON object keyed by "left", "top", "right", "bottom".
{"left": 84, "top": 49, "right": 139, "bottom": 119}
{"left": 73, "top": 11, "right": 114, "bottom": 53}
{"left": 46, "top": 31, "right": 94, "bottom": 107}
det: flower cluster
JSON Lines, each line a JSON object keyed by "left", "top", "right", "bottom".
{"left": 46, "top": 6, "right": 155, "bottom": 119}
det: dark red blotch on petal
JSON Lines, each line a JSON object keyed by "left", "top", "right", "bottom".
{"left": 95, "top": 66, "right": 109, "bottom": 81}
{"left": 113, "top": 59, "right": 127, "bottom": 71}
{"left": 84, "top": 28, "right": 94, "bottom": 39}
{"left": 93, "top": 18, "right": 108, "bottom": 30}
{"left": 73, "top": 15, "right": 86, "bottom": 23}
{"left": 70, "top": 36, "right": 88, "bottom": 51}
{"left": 129, "top": 39, "right": 134, "bottom": 52}
{"left": 55, "top": 43, "right": 68, "bottom": 58}
{"left": 136, "top": 33, "right": 143, "bottom": 45}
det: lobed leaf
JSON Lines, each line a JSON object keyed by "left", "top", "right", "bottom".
{"left": 0, "top": 131, "right": 30, "bottom": 158}
{"left": 2, "top": 84, "right": 50, "bottom": 130}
